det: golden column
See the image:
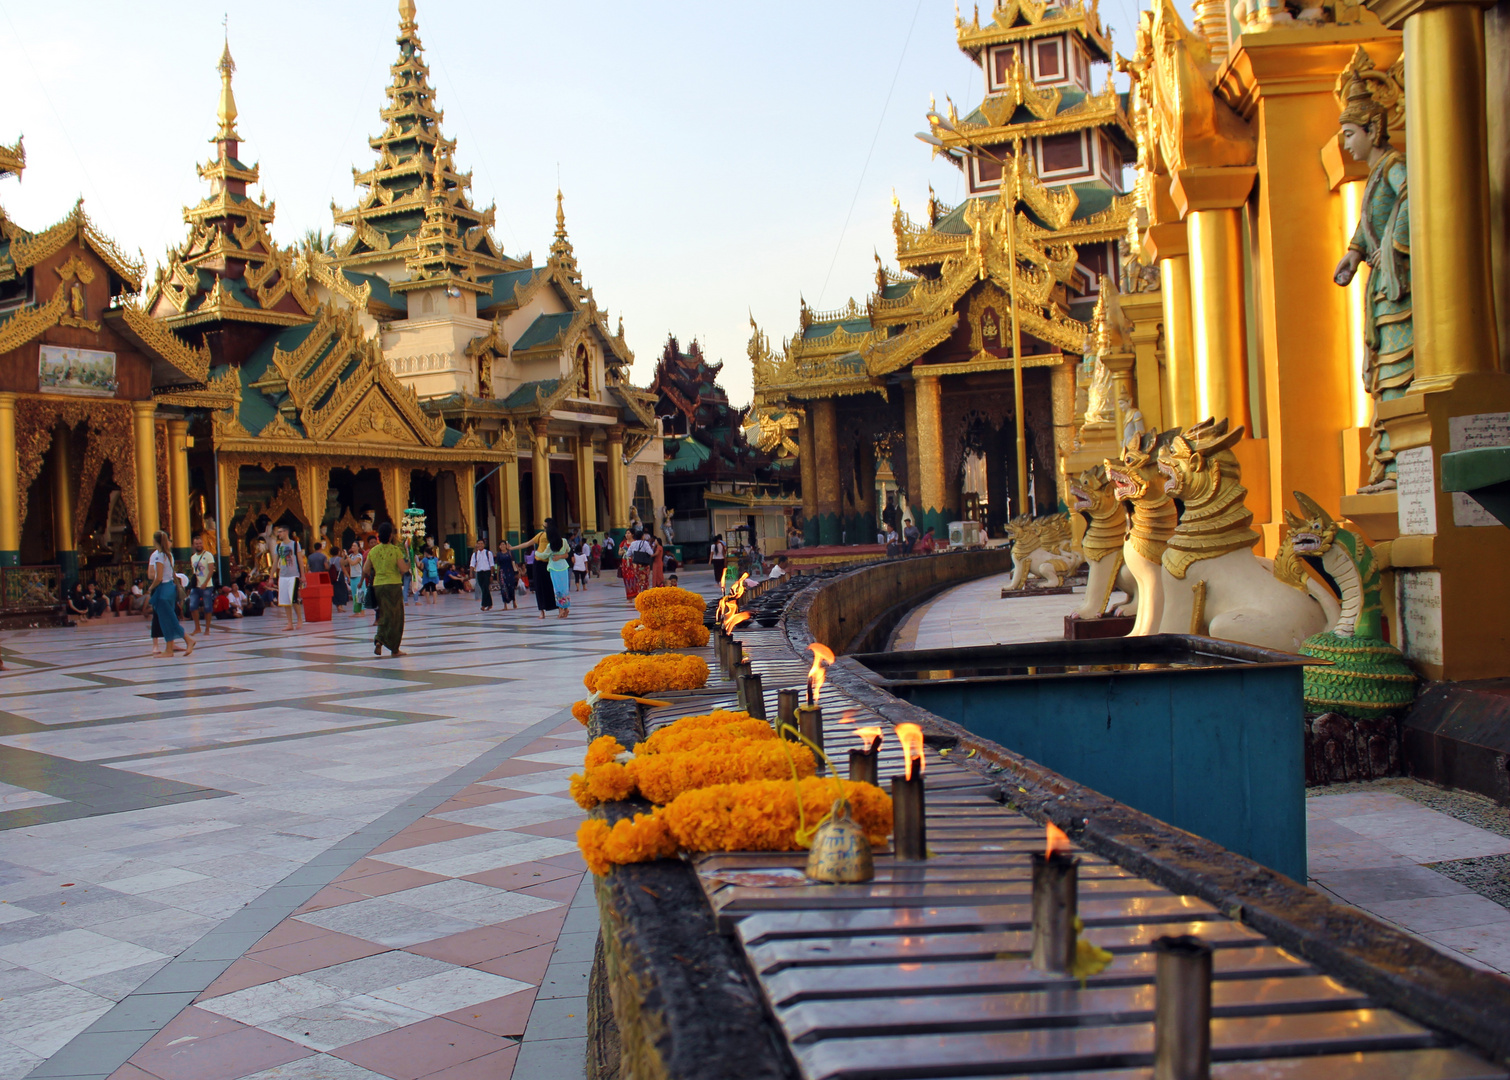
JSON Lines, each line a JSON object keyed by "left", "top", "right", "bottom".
{"left": 531, "top": 418, "right": 552, "bottom": 529}
{"left": 1173, "top": 167, "right": 1256, "bottom": 431}
{"left": 900, "top": 384, "right": 921, "bottom": 522}
{"left": 811, "top": 398, "right": 841, "bottom": 546}
{"left": 456, "top": 464, "right": 477, "bottom": 548}
{"left": 1120, "top": 292, "right": 1166, "bottom": 433}
{"left": 912, "top": 373, "right": 949, "bottom": 532}
{"left": 0, "top": 393, "right": 16, "bottom": 566}
{"left": 132, "top": 401, "right": 161, "bottom": 559}
{"left": 50, "top": 426, "right": 77, "bottom": 581}
{"left": 797, "top": 408, "right": 819, "bottom": 544}
{"left": 574, "top": 433, "right": 598, "bottom": 534}
{"left": 1143, "top": 180, "right": 1196, "bottom": 429}
{"left": 166, "top": 419, "right": 191, "bottom": 559}
{"left": 854, "top": 437, "right": 877, "bottom": 539}
{"left": 606, "top": 425, "right": 628, "bottom": 534}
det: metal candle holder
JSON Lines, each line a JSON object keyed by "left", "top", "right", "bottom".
{"left": 797, "top": 705, "right": 823, "bottom": 759}
{"left": 1030, "top": 850, "right": 1078, "bottom": 973}
{"left": 848, "top": 744, "right": 878, "bottom": 785}
{"left": 732, "top": 656, "right": 752, "bottom": 694}
{"left": 714, "top": 627, "right": 730, "bottom": 670}
{"left": 891, "top": 766, "right": 926, "bottom": 860}
{"left": 739, "top": 672, "right": 766, "bottom": 719}
{"left": 1153, "top": 935, "right": 1213, "bottom": 1080}
{"left": 776, "top": 689, "right": 801, "bottom": 740}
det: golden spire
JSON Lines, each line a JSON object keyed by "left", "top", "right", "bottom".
{"left": 399, "top": 0, "right": 418, "bottom": 32}
{"left": 216, "top": 38, "right": 239, "bottom": 141}
{"left": 554, "top": 188, "right": 567, "bottom": 240}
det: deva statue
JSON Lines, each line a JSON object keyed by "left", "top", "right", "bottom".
{"left": 1332, "top": 49, "right": 1409, "bottom": 492}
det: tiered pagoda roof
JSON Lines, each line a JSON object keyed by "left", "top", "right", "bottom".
{"left": 332, "top": 0, "right": 522, "bottom": 283}
{"left": 144, "top": 43, "right": 321, "bottom": 331}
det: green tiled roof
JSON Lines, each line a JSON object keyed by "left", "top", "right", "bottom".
{"left": 342, "top": 270, "right": 408, "bottom": 312}
{"left": 477, "top": 267, "right": 541, "bottom": 309}
{"left": 880, "top": 280, "right": 918, "bottom": 301}
{"left": 928, "top": 181, "right": 1124, "bottom": 237}
{"left": 502, "top": 378, "right": 560, "bottom": 408}
{"left": 664, "top": 436, "right": 712, "bottom": 474}
{"left": 803, "top": 317, "right": 872, "bottom": 341}
{"left": 514, "top": 311, "right": 574, "bottom": 351}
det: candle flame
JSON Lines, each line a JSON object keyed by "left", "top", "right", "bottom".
{"left": 806, "top": 643, "right": 834, "bottom": 704}
{"left": 856, "top": 726, "right": 884, "bottom": 752}
{"left": 730, "top": 572, "right": 750, "bottom": 599}
{"left": 896, "top": 723, "right": 925, "bottom": 779}
{"left": 715, "top": 596, "right": 730, "bottom": 624}
{"left": 723, "top": 610, "right": 752, "bottom": 633}
{"left": 1045, "top": 822, "right": 1071, "bottom": 859}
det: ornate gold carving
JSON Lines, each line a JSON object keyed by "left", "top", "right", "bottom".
{"left": 8, "top": 201, "right": 144, "bottom": 287}
{"left": 117, "top": 303, "right": 211, "bottom": 384}
{"left": 258, "top": 412, "right": 303, "bottom": 439}
{"left": 0, "top": 286, "right": 68, "bottom": 355}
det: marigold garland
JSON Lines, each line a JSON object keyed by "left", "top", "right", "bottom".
{"left": 634, "top": 587, "right": 706, "bottom": 618}
{"left": 572, "top": 700, "right": 592, "bottom": 726}
{"left": 583, "top": 654, "right": 709, "bottom": 697}
{"left": 570, "top": 738, "right": 818, "bottom": 810}
{"left": 620, "top": 619, "right": 711, "bottom": 654}
{"left": 636, "top": 603, "right": 705, "bottom": 632}
{"left": 637, "top": 710, "right": 774, "bottom": 756}
{"left": 577, "top": 778, "right": 893, "bottom": 874}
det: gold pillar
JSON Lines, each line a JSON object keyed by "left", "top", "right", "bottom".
{"left": 574, "top": 433, "right": 598, "bottom": 534}
{"left": 217, "top": 457, "right": 239, "bottom": 566}
{"left": 1050, "top": 356, "right": 1077, "bottom": 507}
{"left": 901, "top": 384, "right": 921, "bottom": 519}
{"left": 606, "top": 425, "right": 628, "bottom": 533}
{"left": 132, "top": 401, "right": 160, "bottom": 557}
{"left": 0, "top": 393, "right": 15, "bottom": 565}
{"left": 531, "top": 418, "right": 552, "bottom": 529}
{"left": 456, "top": 464, "right": 477, "bottom": 547}
{"left": 912, "top": 373, "right": 949, "bottom": 530}
{"left": 1121, "top": 292, "right": 1166, "bottom": 433}
{"left": 165, "top": 419, "right": 191, "bottom": 556}
{"left": 798, "top": 408, "right": 819, "bottom": 540}
{"left": 1405, "top": 3, "right": 1499, "bottom": 387}
{"left": 381, "top": 464, "right": 410, "bottom": 527}
{"left": 812, "top": 397, "right": 841, "bottom": 545}
{"left": 855, "top": 437, "right": 876, "bottom": 534}
{"left": 50, "top": 425, "right": 75, "bottom": 563}
{"left": 1159, "top": 255, "right": 1198, "bottom": 429}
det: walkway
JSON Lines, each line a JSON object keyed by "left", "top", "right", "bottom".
{"left": 890, "top": 570, "right": 1510, "bottom": 978}
{"left": 0, "top": 569, "right": 706, "bottom": 1080}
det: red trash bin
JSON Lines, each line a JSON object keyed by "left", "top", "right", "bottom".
{"left": 302, "top": 570, "right": 333, "bottom": 622}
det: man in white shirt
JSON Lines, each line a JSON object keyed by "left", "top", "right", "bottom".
{"left": 188, "top": 536, "right": 221, "bottom": 635}
{"left": 470, "top": 539, "right": 496, "bottom": 611}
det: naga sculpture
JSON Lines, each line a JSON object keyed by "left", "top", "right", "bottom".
{"left": 1067, "top": 465, "right": 1134, "bottom": 620}
{"left": 1275, "top": 492, "right": 1417, "bottom": 716}
{"left": 1004, "top": 513, "right": 1083, "bottom": 591}
{"left": 1106, "top": 429, "right": 1182, "bottom": 636}
{"left": 1156, "top": 419, "right": 1334, "bottom": 650}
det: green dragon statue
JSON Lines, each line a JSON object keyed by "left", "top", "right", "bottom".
{"left": 1275, "top": 491, "right": 1417, "bottom": 717}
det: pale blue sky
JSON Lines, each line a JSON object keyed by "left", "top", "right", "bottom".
{"left": 1, "top": 0, "right": 1147, "bottom": 405}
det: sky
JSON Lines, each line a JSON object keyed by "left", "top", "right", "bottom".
{"left": 0, "top": 0, "right": 1148, "bottom": 407}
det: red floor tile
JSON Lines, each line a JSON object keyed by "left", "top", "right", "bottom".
{"left": 419, "top": 1044, "right": 520, "bottom": 1079}
{"left": 450, "top": 788, "right": 533, "bottom": 806}
{"left": 254, "top": 928, "right": 388, "bottom": 974}
{"left": 443, "top": 988, "right": 536, "bottom": 1038}
{"left": 130, "top": 1024, "right": 311, "bottom": 1080}
{"left": 516, "top": 738, "right": 577, "bottom": 755}
{"left": 461, "top": 861, "right": 579, "bottom": 891}
{"left": 536, "top": 849, "right": 588, "bottom": 872}
{"left": 510, "top": 817, "right": 585, "bottom": 839}
{"left": 294, "top": 884, "right": 369, "bottom": 914}
{"left": 334, "top": 1016, "right": 511, "bottom": 1080}
{"left": 515, "top": 873, "right": 583, "bottom": 903}
{"left": 135, "top": 1007, "right": 247, "bottom": 1052}
{"left": 478, "top": 759, "right": 566, "bottom": 780}
{"left": 335, "top": 857, "right": 405, "bottom": 883}
{"left": 404, "top": 925, "right": 551, "bottom": 966}
{"left": 369, "top": 822, "right": 493, "bottom": 855}
{"left": 493, "top": 906, "right": 568, "bottom": 939}
{"left": 107, "top": 1063, "right": 159, "bottom": 1080}
{"left": 346, "top": 866, "right": 450, "bottom": 898}
{"left": 248, "top": 919, "right": 332, "bottom": 955}
{"left": 194, "top": 957, "right": 289, "bottom": 1002}
{"left": 473, "top": 942, "right": 553, "bottom": 984}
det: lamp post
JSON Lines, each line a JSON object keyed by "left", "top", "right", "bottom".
{"left": 918, "top": 120, "right": 1030, "bottom": 515}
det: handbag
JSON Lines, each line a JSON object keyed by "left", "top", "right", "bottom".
{"left": 630, "top": 541, "right": 654, "bottom": 566}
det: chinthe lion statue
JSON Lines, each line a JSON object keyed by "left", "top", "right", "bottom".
{"left": 1105, "top": 429, "right": 1181, "bottom": 635}
{"left": 1004, "top": 512, "right": 1083, "bottom": 590}
{"left": 1067, "top": 465, "right": 1134, "bottom": 620}
{"left": 1156, "top": 419, "right": 1336, "bottom": 651}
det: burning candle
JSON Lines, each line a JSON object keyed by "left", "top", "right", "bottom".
{"left": 806, "top": 643, "right": 834, "bottom": 707}
{"left": 849, "top": 726, "right": 883, "bottom": 785}
{"left": 891, "top": 723, "right": 926, "bottom": 860}
{"left": 797, "top": 704, "right": 823, "bottom": 761}
{"left": 1153, "top": 935, "right": 1213, "bottom": 1080}
{"left": 1030, "top": 822, "right": 1078, "bottom": 973}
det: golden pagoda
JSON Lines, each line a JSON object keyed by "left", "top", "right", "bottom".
{"left": 752, "top": 0, "right": 1137, "bottom": 545}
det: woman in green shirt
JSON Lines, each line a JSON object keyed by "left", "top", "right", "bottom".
{"left": 366, "top": 521, "right": 410, "bottom": 656}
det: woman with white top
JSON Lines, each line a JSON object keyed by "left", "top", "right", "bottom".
{"left": 621, "top": 526, "right": 655, "bottom": 602}
{"left": 148, "top": 530, "right": 194, "bottom": 657}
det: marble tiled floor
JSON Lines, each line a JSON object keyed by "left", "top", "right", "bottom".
{"left": 892, "top": 571, "right": 1510, "bottom": 978}
{"left": 0, "top": 571, "right": 699, "bottom": 1080}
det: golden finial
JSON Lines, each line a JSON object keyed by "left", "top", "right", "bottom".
{"left": 554, "top": 188, "right": 566, "bottom": 238}
{"left": 215, "top": 35, "right": 239, "bottom": 141}
{"left": 399, "top": 0, "right": 418, "bottom": 30}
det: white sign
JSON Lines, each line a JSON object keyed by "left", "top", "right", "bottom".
{"left": 1448, "top": 412, "right": 1510, "bottom": 527}
{"left": 1397, "top": 569, "right": 1444, "bottom": 667}
{"left": 39, "top": 345, "right": 117, "bottom": 397}
{"left": 1395, "top": 445, "right": 1437, "bottom": 536}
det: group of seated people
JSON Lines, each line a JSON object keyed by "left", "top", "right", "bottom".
{"left": 68, "top": 575, "right": 277, "bottom": 622}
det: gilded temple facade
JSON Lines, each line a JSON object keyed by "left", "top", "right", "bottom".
{"left": 752, "top": 0, "right": 1137, "bottom": 545}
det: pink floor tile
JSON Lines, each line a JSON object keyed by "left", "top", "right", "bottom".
{"left": 461, "top": 861, "right": 579, "bottom": 891}
{"left": 510, "top": 817, "right": 585, "bottom": 840}
{"left": 404, "top": 925, "right": 552, "bottom": 965}
{"left": 194, "top": 957, "right": 290, "bottom": 1002}
{"left": 369, "top": 822, "right": 493, "bottom": 855}
{"left": 135, "top": 1007, "right": 247, "bottom": 1052}
{"left": 442, "top": 988, "right": 536, "bottom": 1038}
{"left": 478, "top": 759, "right": 567, "bottom": 780}
{"left": 346, "top": 866, "right": 451, "bottom": 898}
{"left": 248, "top": 919, "right": 334, "bottom": 955}
{"left": 451, "top": 788, "right": 534, "bottom": 806}
{"left": 335, "top": 858, "right": 406, "bottom": 883}
{"left": 334, "top": 1017, "right": 512, "bottom": 1080}
{"left": 108, "top": 1063, "right": 159, "bottom": 1080}
{"left": 494, "top": 907, "right": 569, "bottom": 939}
{"left": 254, "top": 927, "right": 388, "bottom": 974}
{"left": 295, "top": 884, "right": 371, "bottom": 913}
{"left": 516, "top": 874, "right": 584, "bottom": 903}
{"left": 419, "top": 1044, "right": 520, "bottom": 1080}
{"left": 130, "top": 1023, "right": 311, "bottom": 1080}
{"left": 536, "top": 849, "right": 588, "bottom": 872}
{"left": 473, "top": 942, "right": 554, "bottom": 984}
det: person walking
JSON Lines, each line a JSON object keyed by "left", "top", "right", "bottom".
{"left": 507, "top": 517, "right": 571, "bottom": 619}
{"left": 497, "top": 549, "right": 519, "bottom": 609}
{"left": 330, "top": 545, "right": 350, "bottom": 613}
{"left": 589, "top": 539, "right": 602, "bottom": 578}
{"left": 419, "top": 546, "right": 441, "bottom": 606}
{"left": 572, "top": 543, "right": 588, "bottom": 592}
{"left": 709, "top": 534, "right": 727, "bottom": 591}
{"left": 621, "top": 526, "right": 654, "bottom": 601}
{"left": 471, "top": 539, "right": 495, "bottom": 611}
{"left": 348, "top": 543, "right": 366, "bottom": 616}
{"left": 273, "top": 526, "right": 307, "bottom": 631}
{"left": 187, "top": 535, "right": 222, "bottom": 634}
{"left": 650, "top": 533, "right": 666, "bottom": 589}
{"left": 366, "top": 521, "right": 408, "bottom": 657}
{"left": 148, "top": 530, "right": 194, "bottom": 657}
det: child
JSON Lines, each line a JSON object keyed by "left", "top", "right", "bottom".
{"left": 572, "top": 544, "right": 589, "bottom": 590}
{"left": 421, "top": 546, "right": 440, "bottom": 605}
{"left": 498, "top": 552, "right": 519, "bottom": 609}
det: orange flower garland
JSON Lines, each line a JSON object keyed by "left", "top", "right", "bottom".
{"left": 620, "top": 619, "right": 711, "bottom": 653}
{"left": 577, "top": 778, "right": 893, "bottom": 874}
{"left": 572, "top": 700, "right": 592, "bottom": 726}
{"left": 583, "top": 654, "right": 709, "bottom": 697}
{"left": 637, "top": 710, "right": 774, "bottom": 755}
{"left": 570, "top": 738, "right": 819, "bottom": 810}
{"left": 634, "top": 587, "right": 706, "bottom": 618}
{"left": 621, "top": 590, "right": 710, "bottom": 653}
